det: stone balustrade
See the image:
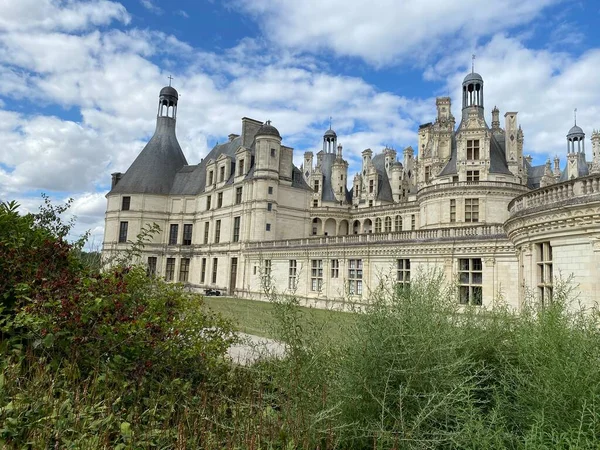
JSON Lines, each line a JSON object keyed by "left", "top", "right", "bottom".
{"left": 419, "top": 180, "right": 528, "bottom": 196}
{"left": 245, "top": 224, "right": 506, "bottom": 249}
{"left": 508, "top": 174, "right": 600, "bottom": 216}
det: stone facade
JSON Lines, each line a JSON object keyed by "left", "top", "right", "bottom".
{"left": 103, "top": 72, "right": 600, "bottom": 310}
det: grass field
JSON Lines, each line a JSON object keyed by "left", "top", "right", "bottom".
{"left": 202, "top": 296, "right": 355, "bottom": 339}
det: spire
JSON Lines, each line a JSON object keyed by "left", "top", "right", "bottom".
{"left": 472, "top": 54, "right": 476, "bottom": 73}
{"left": 574, "top": 108, "right": 577, "bottom": 126}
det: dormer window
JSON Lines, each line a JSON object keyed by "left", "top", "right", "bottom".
{"left": 467, "top": 139, "right": 480, "bottom": 160}
{"left": 369, "top": 180, "right": 374, "bottom": 193}
{"left": 219, "top": 166, "right": 225, "bottom": 182}
{"left": 314, "top": 180, "right": 319, "bottom": 192}
{"left": 238, "top": 159, "right": 245, "bottom": 176}
{"left": 208, "top": 170, "right": 214, "bottom": 185}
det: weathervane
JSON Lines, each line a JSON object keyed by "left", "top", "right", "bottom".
{"left": 168, "top": 75, "right": 174, "bottom": 86}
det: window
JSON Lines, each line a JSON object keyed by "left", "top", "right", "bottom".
{"left": 467, "top": 139, "right": 480, "bottom": 160}
{"left": 465, "top": 198, "right": 479, "bottom": 223}
{"left": 217, "top": 192, "right": 223, "bottom": 208}
{"left": 271, "top": 148, "right": 276, "bottom": 157}
{"left": 204, "top": 222, "right": 210, "bottom": 244}
{"left": 168, "top": 224, "right": 178, "bottom": 245}
{"left": 395, "top": 215, "right": 402, "bottom": 231}
{"left": 458, "top": 258, "right": 482, "bottom": 305}
{"left": 219, "top": 165, "right": 225, "bottom": 182}
{"left": 313, "top": 200, "right": 319, "bottom": 207}
{"left": 208, "top": 170, "right": 214, "bottom": 185}
{"left": 264, "top": 259, "right": 271, "bottom": 276}
{"left": 266, "top": 223, "right": 271, "bottom": 232}
{"left": 368, "top": 200, "right": 373, "bottom": 207}
{"left": 212, "top": 258, "right": 218, "bottom": 284}
{"left": 369, "top": 179, "right": 374, "bottom": 193}
{"left": 411, "top": 215, "right": 416, "bottom": 230}
{"left": 467, "top": 170, "right": 480, "bottom": 182}
{"left": 201, "top": 258, "right": 207, "bottom": 283}
{"left": 375, "top": 218, "right": 382, "bottom": 233}
{"left": 183, "top": 224, "right": 193, "bottom": 245}
{"left": 233, "top": 216, "right": 241, "bottom": 242}
{"left": 450, "top": 199, "right": 456, "bottom": 223}
{"left": 267, "top": 202, "right": 272, "bottom": 211}
{"left": 238, "top": 159, "right": 245, "bottom": 176}
{"left": 289, "top": 260, "right": 297, "bottom": 290}
{"left": 331, "top": 259, "right": 339, "bottom": 278}
{"left": 179, "top": 258, "right": 190, "bottom": 282}
{"left": 311, "top": 259, "right": 323, "bottom": 291}
{"left": 384, "top": 217, "right": 392, "bottom": 232}
{"left": 147, "top": 256, "right": 157, "bottom": 277}
{"left": 268, "top": 186, "right": 273, "bottom": 195}
{"left": 536, "top": 242, "right": 553, "bottom": 305}
{"left": 215, "top": 220, "right": 221, "bottom": 243}
{"left": 206, "top": 195, "right": 212, "bottom": 210}
{"left": 235, "top": 187, "right": 242, "bottom": 204}
{"left": 425, "top": 166, "right": 431, "bottom": 183}
{"left": 314, "top": 180, "right": 320, "bottom": 192}
{"left": 118, "top": 221, "right": 128, "bottom": 243}
{"left": 348, "top": 259, "right": 363, "bottom": 295}
{"left": 121, "top": 196, "right": 130, "bottom": 211}
{"left": 165, "top": 258, "right": 175, "bottom": 281}
{"left": 397, "top": 259, "right": 410, "bottom": 287}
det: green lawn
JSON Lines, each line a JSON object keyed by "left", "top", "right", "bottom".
{"left": 202, "top": 296, "right": 355, "bottom": 339}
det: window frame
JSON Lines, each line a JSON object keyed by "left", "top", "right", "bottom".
{"left": 118, "top": 221, "right": 128, "bottom": 243}
{"left": 458, "top": 258, "right": 483, "bottom": 305}
{"left": 348, "top": 259, "right": 363, "bottom": 295}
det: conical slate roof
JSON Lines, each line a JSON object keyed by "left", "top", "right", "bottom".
{"left": 110, "top": 116, "right": 188, "bottom": 195}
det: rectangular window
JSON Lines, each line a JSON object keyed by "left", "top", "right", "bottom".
{"left": 165, "top": 257, "right": 175, "bottom": 281}
{"left": 467, "top": 139, "right": 480, "bottom": 160}
{"left": 268, "top": 186, "right": 273, "bottom": 195}
{"left": 208, "top": 170, "right": 214, "bottom": 185}
{"left": 182, "top": 224, "right": 193, "bottom": 245}
{"left": 458, "top": 258, "right": 483, "bottom": 305}
{"left": 201, "top": 258, "right": 207, "bottom": 283}
{"left": 118, "top": 221, "right": 128, "bottom": 243}
{"left": 206, "top": 195, "right": 212, "bottom": 210}
{"left": 235, "top": 187, "right": 242, "bottom": 204}
{"left": 313, "top": 200, "right": 319, "bottom": 207}
{"left": 397, "top": 259, "right": 410, "bottom": 287}
{"left": 267, "top": 202, "right": 272, "bottom": 211}
{"left": 348, "top": 259, "right": 363, "bottom": 295}
{"left": 266, "top": 223, "right": 271, "bottom": 231}
{"left": 467, "top": 170, "right": 480, "bottom": 182}
{"left": 369, "top": 179, "right": 374, "bottom": 193}
{"left": 233, "top": 216, "right": 241, "bottom": 242}
{"left": 264, "top": 259, "right": 271, "bottom": 276}
{"left": 450, "top": 199, "right": 456, "bottom": 223}
{"left": 219, "top": 165, "right": 225, "bottom": 182}
{"left": 288, "top": 260, "right": 297, "bottom": 290}
{"left": 121, "top": 196, "right": 130, "bottom": 211}
{"left": 425, "top": 166, "right": 431, "bottom": 183}
{"left": 369, "top": 200, "right": 373, "bottom": 207}
{"left": 311, "top": 259, "right": 323, "bottom": 291}
{"left": 212, "top": 258, "right": 218, "bottom": 284}
{"left": 314, "top": 180, "right": 320, "bottom": 192}
{"left": 179, "top": 258, "right": 190, "bottom": 282}
{"left": 217, "top": 192, "right": 223, "bottom": 208}
{"left": 411, "top": 215, "right": 416, "bottom": 230}
{"left": 168, "top": 224, "right": 178, "bottom": 245}
{"left": 204, "top": 222, "right": 210, "bottom": 244}
{"left": 465, "top": 198, "right": 479, "bottom": 223}
{"left": 395, "top": 215, "right": 403, "bottom": 231}
{"left": 271, "top": 148, "right": 276, "bottom": 157}
{"left": 147, "top": 256, "right": 157, "bottom": 277}
{"left": 238, "top": 159, "right": 245, "bottom": 176}
{"left": 331, "top": 259, "right": 339, "bottom": 278}
{"left": 536, "top": 242, "right": 553, "bottom": 305}
{"left": 215, "top": 220, "right": 221, "bottom": 243}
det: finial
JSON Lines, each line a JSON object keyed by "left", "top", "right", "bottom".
{"left": 266, "top": 119, "right": 272, "bottom": 126}
{"left": 168, "top": 75, "right": 173, "bottom": 86}
{"left": 329, "top": 116, "right": 332, "bottom": 130}
{"left": 574, "top": 108, "right": 577, "bottom": 126}
{"left": 472, "top": 54, "right": 476, "bottom": 73}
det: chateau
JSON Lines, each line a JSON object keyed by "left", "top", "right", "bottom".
{"left": 103, "top": 71, "right": 600, "bottom": 309}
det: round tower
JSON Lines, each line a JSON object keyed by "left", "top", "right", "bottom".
{"left": 462, "top": 72, "right": 484, "bottom": 112}
{"left": 323, "top": 128, "right": 337, "bottom": 153}
{"left": 158, "top": 85, "right": 178, "bottom": 119}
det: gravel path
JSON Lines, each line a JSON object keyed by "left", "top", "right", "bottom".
{"left": 226, "top": 332, "right": 286, "bottom": 365}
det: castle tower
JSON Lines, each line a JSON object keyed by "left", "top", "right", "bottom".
{"left": 505, "top": 112, "right": 523, "bottom": 182}
{"left": 566, "top": 116, "right": 585, "bottom": 180}
{"left": 462, "top": 70, "right": 484, "bottom": 121}
{"left": 323, "top": 127, "right": 337, "bottom": 153}
{"left": 331, "top": 144, "right": 349, "bottom": 203}
{"left": 591, "top": 130, "right": 600, "bottom": 174}
{"left": 491, "top": 106, "right": 500, "bottom": 130}
{"left": 254, "top": 120, "right": 282, "bottom": 179}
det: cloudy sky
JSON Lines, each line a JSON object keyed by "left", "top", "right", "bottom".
{"left": 0, "top": 0, "right": 599, "bottom": 246}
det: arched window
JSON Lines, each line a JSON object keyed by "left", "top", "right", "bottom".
{"left": 384, "top": 216, "right": 392, "bottom": 232}
{"left": 375, "top": 218, "right": 382, "bottom": 233}
{"left": 395, "top": 215, "right": 403, "bottom": 232}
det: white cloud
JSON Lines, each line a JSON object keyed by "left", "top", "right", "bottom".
{"left": 139, "top": 0, "right": 163, "bottom": 15}
{"left": 0, "top": 0, "right": 129, "bottom": 32}
{"left": 231, "top": 0, "right": 561, "bottom": 66}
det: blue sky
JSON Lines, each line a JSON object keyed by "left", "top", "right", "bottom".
{"left": 0, "top": 0, "right": 599, "bottom": 245}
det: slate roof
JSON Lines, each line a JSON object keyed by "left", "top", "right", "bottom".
{"left": 525, "top": 161, "right": 545, "bottom": 189}
{"left": 372, "top": 153, "right": 394, "bottom": 202}
{"left": 558, "top": 153, "right": 590, "bottom": 182}
{"left": 110, "top": 117, "right": 188, "bottom": 195}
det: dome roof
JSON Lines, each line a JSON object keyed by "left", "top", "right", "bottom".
{"left": 568, "top": 124, "right": 584, "bottom": 137}
{"left": 256, "top": 120, "right": 281, "bottom": 139}
{"left": 463, "top": 72, "right": 483, "bottom": 84}
{"left": 160, "top": 86, "right": 179, "bottom": 99}
{"left": 324, "top": 128, "right": 337, "bottom": 137}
